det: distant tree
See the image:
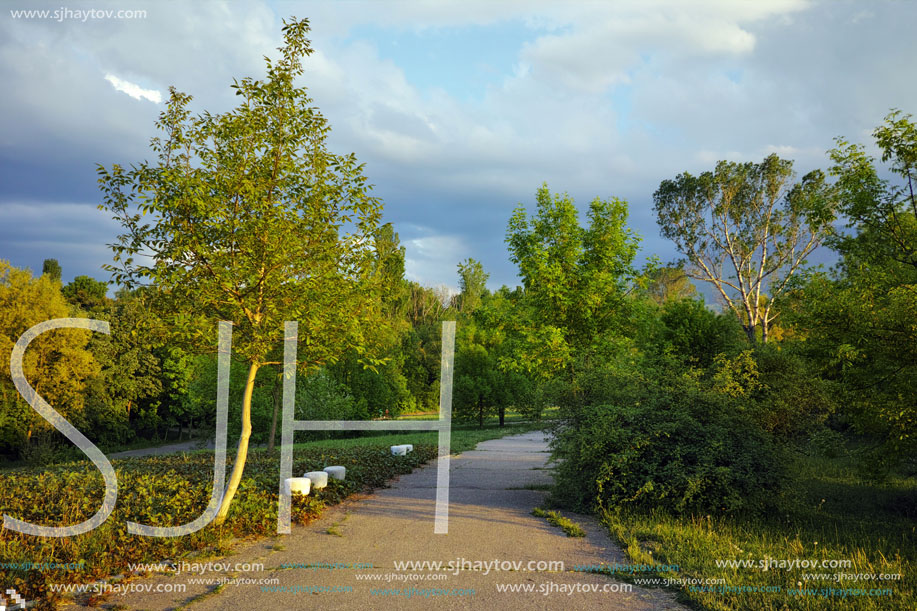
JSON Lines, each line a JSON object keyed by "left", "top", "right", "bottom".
{"left": 456, "top": 258, "right": 489, "bottom": 313}
{"left": 62, "top": 275, "right": 109, "bottom": 311}
{"left": 98, "top": 18, "right": 387, "bottom": 524}
{"left": 645, "top": 265, "right": 697, "bottom": 305}
{"left": 653, "top": 154, "right": 839, "bottom": 343}
{"left": 41, "top": 258, "right": 62, "bottom": 283}
{"left": 0, "top": 261, "right": 99, "bottom": 458}
{"left": 84, "top": 290, "right": 164, "bottom": 445}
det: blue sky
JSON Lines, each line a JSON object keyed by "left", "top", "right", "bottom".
{"left": 1, "top": 0, "right": 915, "bottom": 298}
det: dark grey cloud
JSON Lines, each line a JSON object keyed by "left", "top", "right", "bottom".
{"left": 1, "top": 0, "right": 915, "bottom": 294}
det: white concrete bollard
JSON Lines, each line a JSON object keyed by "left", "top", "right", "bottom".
{"left": 284, "top": 477, "right": 311, "bottom": 496}
{"left": 324, "top": 466, "right": 346, "bottom": 480}
{"left": 304, "top": 471, "right": 329, "bottom": 489}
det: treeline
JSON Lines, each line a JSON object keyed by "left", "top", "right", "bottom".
{"left": 550, "top": 110, "right": 917, "bottom": 515}
{"left": 0, "top": 239, "right": 504, "bottom": 462}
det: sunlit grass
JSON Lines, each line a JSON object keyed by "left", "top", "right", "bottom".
{"left": 600, "top": 452, "right": 916, "bottom": 610}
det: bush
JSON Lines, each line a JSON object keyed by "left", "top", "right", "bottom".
{"left": 551, "top": 364, "right": 787, "bottom": 516}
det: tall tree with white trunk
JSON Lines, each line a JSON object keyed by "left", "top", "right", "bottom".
{"left": 653, "top": 154, "right": 838, "bottom": 343}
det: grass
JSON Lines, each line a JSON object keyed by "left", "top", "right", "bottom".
{"left": 532, "top": 507, "right": 587, "bottom": 537}
{"left": 288, "top": 419, "right": 546, "bottom": 455}
{"left": 599, "top": 451, "right": 916, "bottom": 610}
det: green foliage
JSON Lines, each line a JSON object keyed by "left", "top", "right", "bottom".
{"left": 654, "top": 154, "right": 839, "bottom": 343}
{"left": 0, "top": 261, "right": 99, "bottom": 460}
{"left": 785, "top": 110, "right": 917, "bottom": 466}
{"left": 455, "top": 258, "right": 489, "bottom": 313}
{"left": 600, "top": 450, "right": 916, "bottom": 611}
{"left": 505, "top": 183, "right": 640, "bottom": 378}
{"left": 83, "top": 291, "right": 164, "bottom": 446}
{"left": 656, "top": 298, "right": 744, "bottom": 367}
{"left": 41, "top": 259, "right": 61, "bottom": 283}
{"left": 643, "top": 265, "right": 697, "bottom": 305}
{"left": 550, "top": 356, "right": 787, "bottom": 516}
{"left": 97, "top": 17, "right": 389, "bottom": 521}
{"left": 295, "top": 369, "right": 369, "bottom": 435}
{"left": 61, "top": 275, "right": 109, "bottom": 311}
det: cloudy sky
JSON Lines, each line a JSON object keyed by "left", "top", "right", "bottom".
{"left": 1, "top": 0, "right": 915, "bottom": 293}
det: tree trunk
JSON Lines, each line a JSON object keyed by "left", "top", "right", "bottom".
{"left": 267, "top": 373, "right": 281, "bottom": 453}
{"left": 499, "top": 407, "right": 505, "bottom": 427}
{"left": 214, "top": 361, "right": 260, "bottom": 525}
{"left": 743, "top": 323, "right": 756, "bottom": 344}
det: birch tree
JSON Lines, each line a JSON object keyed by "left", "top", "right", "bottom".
{"left": 653, "top": 154, "right": 838, "bottom": 343}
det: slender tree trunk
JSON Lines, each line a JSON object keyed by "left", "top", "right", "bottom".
{"left": 214, "top": 361, "right": 260, "bottom": 525}
{"left": 499, "top": 406, "right": 505, "bottom": 427}
{"left": 268, "top": 373, "right": 281, "bottom": 453}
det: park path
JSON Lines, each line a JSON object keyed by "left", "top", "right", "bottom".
{"left": 102, "top": 431, "right": 685, "bottom": 610}
{"left": 109, "top": 439, "right": 214, "bottom": 458}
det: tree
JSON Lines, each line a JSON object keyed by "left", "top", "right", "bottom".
{"left": 98, "top": 18, "right": 386, "bottom": 524}
{"left": 0, "top": 261, "right": 99, "bottom": 459}
{"left": 455, "top": 258, "right": 489, "bottom": 313}
{"left": 505, "top": 184, "right": 640, "bottom": 378}
{"left": 83, "top": 290, "right": 163, "bottom": 445}
{"left": 41, "top": 258, "right": 62, "bottom": 283}
{"left": 62, "top": 275, "right": 110, "bottom": 311}
{"left": 653, "top": 154, "right": 839, "bottom": 343}
{"left": 644, "top": 265, "right": 697, "bottom": 305}
{"left": 787, "top": 110, "right": 917, "bottom": 465}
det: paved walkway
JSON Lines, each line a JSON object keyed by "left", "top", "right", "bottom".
{"left": 101, "top": 431, "right": 685, "bottom": 610}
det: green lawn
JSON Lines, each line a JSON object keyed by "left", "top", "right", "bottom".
{"left": 290, "top": 419, "right": 546, "bottom": 454}
{"left": 596, "top": 451, "right": 916, "bottom": 610}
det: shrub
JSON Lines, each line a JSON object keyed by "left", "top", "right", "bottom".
{"left": 551, "top": 364, "right": 787, "bottom": 516}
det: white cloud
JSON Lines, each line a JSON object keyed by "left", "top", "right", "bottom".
{"left": 104, "top": 73, "right": 162, "bottom": 103}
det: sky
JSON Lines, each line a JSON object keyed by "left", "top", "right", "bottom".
{"left": 1, "top": 0, "right": 915, "bottom": 294}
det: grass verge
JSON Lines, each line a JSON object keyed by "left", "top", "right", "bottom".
{"left": 598, "top": 452, "right": 915, "bottom": 610}
{"left": 533, "top": 507, "right": 586, "bottom": 537}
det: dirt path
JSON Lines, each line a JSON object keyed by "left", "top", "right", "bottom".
{"left": 94, "top": 431, "right": 686, "bottom": 610}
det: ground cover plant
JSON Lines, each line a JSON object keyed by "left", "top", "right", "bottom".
{"left": 0, "top": 445, "right": 435, "bottom": 605}
{"left": 0, "top": 420, "right": 544, "bottom": 607}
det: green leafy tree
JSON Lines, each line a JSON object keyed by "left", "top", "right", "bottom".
{"left": 788, "top": 110, "right": 917, "bottom": 464}
{"left": 0, "top": 261, "right": 99, "bottom": 459}
{"left": 62, "top": 275, "right": 110, "bottom": 311}
{"left": 83, "top": 290, "right": 163, "bottom": 445}
{"left": 455, "top": 258, "right": 489, "bottom": 313}
{"left": 41, "top": 258, "right": 62, "bottom": 283}
{"left": 505, "top": 184, "right": 640, "bottom": 379}
{"left": 644, "top": 265, "right": 697, "bottom": 305}
{"left": 98, "top": 18, "right": 386, "bottom": 524}
{"left": 653, "top": 154, "right": 839, "bottom": 343}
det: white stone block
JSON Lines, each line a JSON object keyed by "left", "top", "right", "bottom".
{"left": 284, "top": 477, "right": 311, "bottom": 496}
{"left": 304, "top": 470, "right": 329, "bottom": 489}
{"left": 324, "top": 466, "right": 346, "bottom": 480}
